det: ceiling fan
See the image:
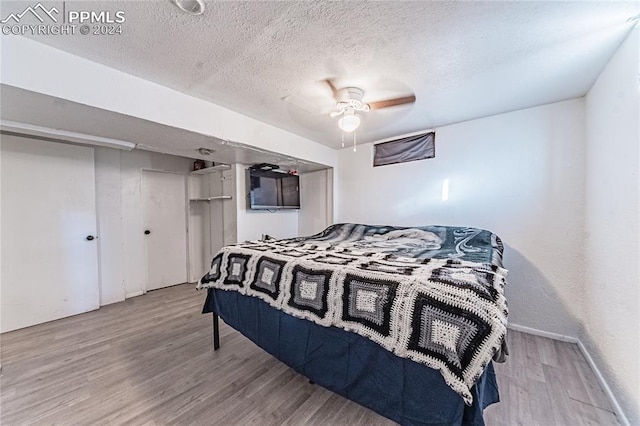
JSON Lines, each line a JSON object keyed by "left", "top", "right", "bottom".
{"left": 323, "top": 79, "right": 416, "bottom": 132}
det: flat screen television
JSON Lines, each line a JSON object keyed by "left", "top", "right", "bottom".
{"left": 247, "top": 169, "right": 300, "bottom": 210}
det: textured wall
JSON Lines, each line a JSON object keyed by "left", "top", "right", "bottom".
{"left": 583, "top": 27, "right": 640, "bottom": 426}
{"left": 336, "top": 99, "right": 587, "bottom": 337}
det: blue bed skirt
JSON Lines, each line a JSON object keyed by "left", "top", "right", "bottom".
{"left": 203, "top": 288, "right": 499, "bottom": 425}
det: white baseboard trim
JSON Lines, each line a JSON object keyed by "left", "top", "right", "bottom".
{"left": 125, "top": 290, "right": 144, "bottom": 299}
{"left": 507, "top": 323, "right": 578, "bottom": 343}
{"left": 507, "top": 323, "right": 629, "bottom": 426}
{"left": 576, "top": 340, "right": 629, "bottom": 426}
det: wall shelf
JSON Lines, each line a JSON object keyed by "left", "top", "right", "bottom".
{"left": 190, "top": 195, "right": 232, "bottom": 202}
{"left": 187, "top": 164, "right": 236, "bottom": 283}
{"left": 190, "top": 164, "right": 231, "bottom": 175}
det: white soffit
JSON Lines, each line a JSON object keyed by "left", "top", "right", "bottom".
{"left": 0, "top": 85, "right": 328, "bottom": 173}
{"left": 1, "top": 1, "right": 639, "bottom": 148}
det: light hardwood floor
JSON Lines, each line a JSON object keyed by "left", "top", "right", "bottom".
{"left": 0, "top": 284, "right": 619, "bottom": 425}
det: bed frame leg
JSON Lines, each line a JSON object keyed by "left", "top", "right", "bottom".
{"left": 212, "top": 313, "right": 220, "bottom": 350}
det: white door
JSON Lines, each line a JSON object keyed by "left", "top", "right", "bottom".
{"left": 142, "top": 171, "right": 188, "bottom": 290}
{"left": 1, "top": 136, "right": 100, "bottom": 333}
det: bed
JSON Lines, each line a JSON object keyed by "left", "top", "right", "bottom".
{"left": 198, "top": 223, "right": 509, "bottom": 425}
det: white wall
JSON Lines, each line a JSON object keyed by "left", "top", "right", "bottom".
{"left": 2, "top": 141, "right": 299, "bottom": 305}
{"left": 1, "top": 36, "right": 337, "bottom": 170}
{"left": 95, "top": 148, "right": 192, "bottom": 302}
{"left": 298, "top": 169, "right": 333, "bottom": 237}
{"left": 583, "top": 27, "right": 639, "bottom": 426}
{"left": 234, "top": 164, "right": 299, "bottom": 242}
{"left": 336, "top": 99, "right": 587, "bottom": 337}
{"left": 1, "top": 137, "right": 198, "bottom": 324}
{"left": 0, "top": 136, "right": 2, "bottom": 345}
{"left": 95, "top": 148, "right": 125, "bottom": 305}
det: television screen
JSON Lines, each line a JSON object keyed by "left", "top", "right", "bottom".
{"left": 247, "top": 169, "right": 300, "bottom": 210}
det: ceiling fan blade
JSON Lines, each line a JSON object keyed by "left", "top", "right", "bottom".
{"left": 323, "top": 79, "right": 340, "bottom": 101}
{"left": 368, "top": 95, "right": 416, "bottom": 110}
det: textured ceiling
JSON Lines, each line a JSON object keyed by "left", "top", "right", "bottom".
{"left": 2, "top": 1, "right": 639, "bottom": 148}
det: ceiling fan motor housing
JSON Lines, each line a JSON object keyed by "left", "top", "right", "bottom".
{"left": 337, "top": 87, "right": 368, "bottom": 111}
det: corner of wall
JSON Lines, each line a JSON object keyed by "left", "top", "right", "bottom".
{"left": 582, "top": 24, "right": 640, "bottom": 426}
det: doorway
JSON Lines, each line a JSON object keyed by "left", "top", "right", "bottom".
{"left": 1, "top": 136, "right": 100, "bottom": 332}
{"left": 142, "top": 170, "right": 188, "bottom": 291}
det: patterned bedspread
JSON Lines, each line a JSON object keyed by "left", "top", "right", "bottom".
{"left": 198, "top": 223, "right": 509, "bottom": 405}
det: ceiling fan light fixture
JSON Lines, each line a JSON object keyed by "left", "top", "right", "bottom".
{"left": 171, "top": 0, "right": 205, "bottom": 15}
{"left": 338, "top": 111, "right": 361, "bottom": 132}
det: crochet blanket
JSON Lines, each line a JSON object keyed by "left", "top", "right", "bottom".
{"left": 198, "top": 223, "right": 509, "bottom": 405}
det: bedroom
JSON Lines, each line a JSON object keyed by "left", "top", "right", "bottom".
{"left": 0, "top": 1, "right": 638, "bottom": 425}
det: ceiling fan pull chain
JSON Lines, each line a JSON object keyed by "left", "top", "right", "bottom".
{"left": 341, "top": 125, "right": 345, "bottom": 148}
{"left": 353, "top": 130, "right": 357, "bottom": 152}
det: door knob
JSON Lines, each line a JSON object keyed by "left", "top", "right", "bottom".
{"left": 86, "top": 235, "right": 95, "bottom": 241}
{"left": 144, "top": 230, "right": 151, "bottom": 235}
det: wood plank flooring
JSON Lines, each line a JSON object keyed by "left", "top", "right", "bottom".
{"left": 0, "top": 284, "right": 620, "bottom": 425}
